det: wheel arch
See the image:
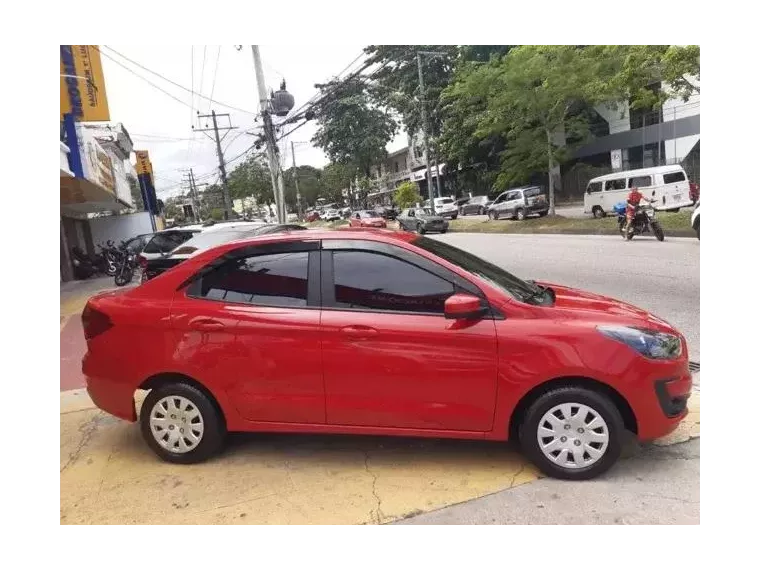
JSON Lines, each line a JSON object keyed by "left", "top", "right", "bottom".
{"left": 138, "top": 372, "right": 227, "bottom": 428}
{"left": 507, "top": 376, "right": 637, "bottom": 441}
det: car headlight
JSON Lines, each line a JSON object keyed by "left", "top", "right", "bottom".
{"left": 597, "top": 325, "right": 682, "bottom": 360}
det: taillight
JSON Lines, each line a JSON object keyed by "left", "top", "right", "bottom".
{"left": 82, "top": 304, "right": 113, "bottom": 340}
{"left": 138, "top": 255, "right": 147, "bottom": 269}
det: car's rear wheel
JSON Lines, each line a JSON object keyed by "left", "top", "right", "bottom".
{"left": 516, "top": 208, "right": 526, "bottom": 221}
{"left": 519, "top": 386, "right": 623, "bottom": 480}
{"left": 140, "top": 382, "right": 226, "bottom": 464}
{"left": 592, "top": 206, "right": 606, "bottom": 218}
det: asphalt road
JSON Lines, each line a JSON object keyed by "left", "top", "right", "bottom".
{"left": 433, "top": 233, "right": 700, "bottom": 362}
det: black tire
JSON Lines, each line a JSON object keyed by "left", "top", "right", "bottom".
{"left": 417, "top": 223, "right": 426, "bottom": 235}
{"left": 519, "top": 386, "right": 624, "bottom": 480}
{"left": 479, "top": 207, "right": 485, "bottom": 215}
{"left": 516, "top": 208, "right": 526, "bottom": 221}
{"left": 694, "top": 218, "right": 700, "bottom": 240}
{"left": 538, "top": 211, "right": 548, "bottom": 218}
{"left": 652, "top": 222, "right": 665, "bottom": 242}
{"left": 488, "top": 210, "right": 499, "bottom": 221}
{"left": 114, "top": 272, "right": 129, "bottom": 287}
{"left": 140, "top": 382, "right": 226, "bottom": 464}
{"left": 451, "top": 213, "right": 458, "bottom": 220}
{"left": 592, "top": 206, "right": 606, "bottom": 219}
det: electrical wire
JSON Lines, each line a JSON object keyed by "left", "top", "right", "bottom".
{"left": 99, "top": 45, "right": 258, "bottom": 116}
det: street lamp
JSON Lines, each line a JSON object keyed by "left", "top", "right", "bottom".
{"left": 416, "top": 51, "right": 447, "bottom": 205}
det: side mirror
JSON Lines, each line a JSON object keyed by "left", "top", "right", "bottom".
{"left": 444, "top": 293, "right": 487, "bottom": 320}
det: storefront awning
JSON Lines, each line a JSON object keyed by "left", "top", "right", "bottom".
{"left": 60, "top": 176, "right": 130, "bottom": 215}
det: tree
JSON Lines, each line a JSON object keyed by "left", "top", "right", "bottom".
{"left": 283, "top": 165, "right": 324, "bottom": 210}
{"left": 311, "top": 77, "right": 397, "bottom": 179}
{"left": 321, "top": 162, "right": 354, "bottom": 203}
{"left": 127, "top": 174, "right": 144, "bottom": 210}
{"left": 394, "top": 181, "right": 422, "bottom": 209}
{"left": 226, "top": 154, "right": 273, "bottom": 205}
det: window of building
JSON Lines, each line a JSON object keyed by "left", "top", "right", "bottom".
{"left": 663, "top": 172, "right": 686, "bottom": 184}
{"left": 332, "top": 251, "right": 454, "bottom": 314}
{"left": 198, "top": 252, "right": 310, "bottom": 307}
{"left": 628, "top": 175, "right": 652, "bottom": 188}
{"left": 395, "top": 161, "right": 399, "bottom": 173}
{"left": 605, "top": 179, "right": 626, "bottom": 191}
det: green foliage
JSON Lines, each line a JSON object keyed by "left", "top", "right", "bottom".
{"left": 227, "top": 154, "right": 273, "bottom": 205}
{"left": 210, "top": 208, "right": 225, "bottom": 221}
{"left": 311, "top": 78, "right": 397, "bottom": 178}
{"left": 321, "top": 162, "right": 354, "bottom": 203}
{"left": 283, "top": 165, "right": 324, "bottom": 210}
{"left": 394, "top": 181, "right": 422, "bottom": 209}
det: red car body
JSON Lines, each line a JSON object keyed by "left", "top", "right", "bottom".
{"left": 349, "top": 211, "right": 387, "bottom": 229}
{"left": 83, "top": 230, "right": 691, "bottom": 476}
{"left": 305, "top": 211, "right": 321, "bottom": 223}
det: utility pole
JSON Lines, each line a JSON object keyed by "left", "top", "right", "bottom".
{"left": 291, "top": 141, "right": 302, "bottom": 221}
{"left": 195, "top": 110, "right": 236, "bottom": 220}
{"left": 251, "top": 45, "right": 288, "bottom": 223}
{"left": 188, "top": 168, "right": 200, "bottom": 221}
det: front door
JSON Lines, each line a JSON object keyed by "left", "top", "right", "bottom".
{"left": 175, "top": 244, "right": 325, "bottom": 424}
{"left": 320, "top": 242, "right": 498, "bottom": 432}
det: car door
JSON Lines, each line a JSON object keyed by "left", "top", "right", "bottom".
{"left": 173, "top": 241, "right": 325, "bottom": 424}
{"left": 319, "top": 239, "right": 498, "bottom": 432}
{"left": 499, "top": 191, "right": 517, "bottom": 216}
{"left": 350, "top": 212, "right": 361, "bottom": 227}
{"left": 491, "top": 192, "right": 507, "bottom": 214}
{"left": 400, "top": 209, "right": 413, "bottom": 230}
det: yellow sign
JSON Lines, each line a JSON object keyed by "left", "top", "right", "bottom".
{"left": 60, "top": 45, "right": 110, "bottom": 122}
{"left": 134, "top": 151, "right": 154, "bottom": 176}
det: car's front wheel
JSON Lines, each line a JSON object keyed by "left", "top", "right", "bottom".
{"left": 417, "top": 223, "right": 426, "bottom": 235}
{"left": 519, "top": 386, "right": 624, "bottom": 480}
{"left": 140, "top": 382, "right": 226, "bottom": 464}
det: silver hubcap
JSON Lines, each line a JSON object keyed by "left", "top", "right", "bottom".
{"left": 537, "top": 403, "right": 609, "bottom": 469}
{"left": 149, "top": 396, "right": 204, "bottom": 453}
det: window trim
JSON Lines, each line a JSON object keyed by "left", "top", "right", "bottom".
{"left": 320, "top": 240, "right": 498, "bottom": 318}
{"left": 179, "top": 240, "right": 321, "bottom": 307}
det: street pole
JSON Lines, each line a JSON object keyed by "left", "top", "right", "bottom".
{"left": 189, "top": 168, "right": 200, "bottom": 221}
{"left": 291, "top": 141, "right": 302, "bottom": 221}
{"left": 195, "top": 110, "right": 236, "bottom": 220}
{"left": 251, "top": 45, "right": 287, "bottom": 224}
{"left": 416, "top": 52, "right": 435, "bottom": 208}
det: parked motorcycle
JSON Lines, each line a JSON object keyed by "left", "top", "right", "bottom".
{"left": 70, "top": 247, "right": 100, "bottom": 280}
{"left": 97, "top": 240, "right": 122, "bottom": 276}
{"left": 614, "top": 201, "right": 665, "bottom": 242}
{"left": 114, "top": 251, "right": 138, "bottom": 287}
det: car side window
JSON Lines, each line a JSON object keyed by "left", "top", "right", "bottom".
{"left": 331, "top": 250, "right": 454, "bottom": 314}
{"left": 196, "top": 251, "right": 310, "bottom": 307}
{"left": 408, "top": 209, "right": 415, "bottom": 217}
{"left": 587, "top": 182, "right": 603, "bottom": 193}
{"left": 605, "top": 179, "right": 626, "bottom": 191}
{"left": 628, "top": 175, "right": 652, "bottom": 188}
{"left": 494, "top": 193, "right": 506, "bottom": 203}
{"left": 663, "top": 172, "right": 686, "bottom": 184}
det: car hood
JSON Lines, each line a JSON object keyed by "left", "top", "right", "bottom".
{"left": 538, "top": 282, "right": 674, "bottom": 331}
{"left": 362, "top": 217, "right": 385, "bottom": 223}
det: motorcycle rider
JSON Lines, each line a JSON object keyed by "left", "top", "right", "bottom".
{"left": 624, "top": 186, "right": 656, "bottom": 236}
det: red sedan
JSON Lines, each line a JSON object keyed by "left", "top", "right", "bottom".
{"left": 82, "top": 230, "right": 691, "bottom": 479}
{"left": 349, "top": 210, "right": 387, "bottom": 229}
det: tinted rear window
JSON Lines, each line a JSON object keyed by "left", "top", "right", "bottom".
{"left": 587, "top": 182, "right": 603, "bottom": 193}
{"left": 663, "top": 172, "right": 686, "bottom": 184}
{"left": 605, "top": 179, "right": 626, "bottom": 191}
{"left": 523, "top": 188, "right": 542, "bottom": 198}
{"left": 628, "top": 175, "right": 652, "bottom": 188}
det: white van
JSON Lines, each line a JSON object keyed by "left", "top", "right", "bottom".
{"left": 584, "top": 165, "right": 692, "bottom": 218}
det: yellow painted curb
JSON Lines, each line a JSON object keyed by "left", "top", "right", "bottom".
{"left": 61, "top": 385, "right": 700, "bottom": 524}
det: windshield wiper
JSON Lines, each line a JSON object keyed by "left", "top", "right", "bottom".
{"left": 524, "top": 280, "right": 555, "bottom": 304}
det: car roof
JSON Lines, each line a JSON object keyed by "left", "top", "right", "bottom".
{"left": 589, "top": 165, "right": 686, "bottom": 183}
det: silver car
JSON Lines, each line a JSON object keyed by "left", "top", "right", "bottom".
{"left": 487, "top": 186, "right": 549, "bottom": 221}
{"left": 397, "top": 207, "right": 449, "bottom": 234}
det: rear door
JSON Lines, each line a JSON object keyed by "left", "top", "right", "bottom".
{"left": 661, "top": 170, "right": 689, "bottom": 208}
{"left": 173, "top": 241, "right": 325, "bottom": 424}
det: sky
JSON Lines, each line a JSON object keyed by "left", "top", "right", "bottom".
{"left": 98, "top": 45, "right": 408, "bottom": 199}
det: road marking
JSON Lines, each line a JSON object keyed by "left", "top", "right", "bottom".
{"left": 60, "top": 388, "right": 700, "bottom": 524}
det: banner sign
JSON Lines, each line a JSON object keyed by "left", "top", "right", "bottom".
{"left": 60, "top": 45, "right": 110, "bottom": 122}
{"left": 134, "top": 150, "right": 159, "bottom": 215}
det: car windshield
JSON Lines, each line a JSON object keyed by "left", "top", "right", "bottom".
{"left": 361, "top": 211, "right": 380, "bottom": 218}
{"left": 412, "top": 236, "right": 548, "bottom": 305}
{"left": 415, "top": 208, "right": 434, "bottom": 216}
{"left": 437, "top": 198, "right": 454, "bottom": 204}
{"left": 523, "top": 187, "right": 542, "bottom": 198}
{"left": 168, "top": 226, "right": 264, "bottom": 255}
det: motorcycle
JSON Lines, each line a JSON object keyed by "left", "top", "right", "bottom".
{"left": 70, "top": 246, "right": 100, "bottom": 280}
{"left": 97, "top": 240, "right": 122, "bottom": 276}
{"left": 114, "top": 250, "right": 138, "bottom": 287}
{"left": 614, "top": 201, "right": 665, "bottom": 242}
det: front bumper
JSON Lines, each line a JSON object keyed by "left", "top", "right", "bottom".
{"left": 634, "top": 369, "right": 692, "bottom": 441}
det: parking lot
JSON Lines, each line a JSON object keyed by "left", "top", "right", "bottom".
{"left": 61, "top": 233, "right": 699, "bottom": 524}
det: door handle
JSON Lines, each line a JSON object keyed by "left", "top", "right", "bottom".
{"left": 340, "top": 325, "right": 378, "bottom": 338}
{"left": 190, "top": 318, "right": 225, "bottom": 332}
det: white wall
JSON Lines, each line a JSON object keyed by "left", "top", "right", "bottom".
{"left": 88, "top": 212, "right": 155, "bottom": 247}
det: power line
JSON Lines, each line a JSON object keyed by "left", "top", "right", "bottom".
{"left": 100, "top": 45, "right": 258, "bottom": 116}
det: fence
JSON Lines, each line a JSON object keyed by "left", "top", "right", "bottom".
{"left": 561, "top": 153, "right": 700, "bottom": 200}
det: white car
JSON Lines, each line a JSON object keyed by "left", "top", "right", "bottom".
{"left": 433, "top": 197, "right": 459, "bottom": 219}
{"left": 691, "top": 200, "right": 705, "bottom": 239}
{"left": 324, "top": 208, "right": 342, "bottom": 221}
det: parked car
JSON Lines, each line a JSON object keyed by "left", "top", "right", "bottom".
{"left": 459, "top": 195, "right": 492, "bottom": 216}
{"left": 432, "top": 197, "right": 458, "bottom": 219}
{"left": 323, "top": 208, "right": 342, "bottom": 221}
{"left": 349, "top": 210, "right": 387, "bottom": 229}
{"left": 454, "top": 197, "right": 470, "bottom": 209}
{"left": 305, "top": 210, "right": 321, "bottom": 223}
{"left": 691, "top": 200, "right": 705, "bottom": 239}
{"left": 488, "top": 186, "right": 548, "bottom": 221}
{"left": 397, "top": 207, "right": 449, "bottom": 234}
{"left": 140, "top": 224, "right": 306, "bottom": 282}
{"left": 83, "top": 229, "right": 692, "bottom": 480}
{"left": 375, "top": 206, "right": 398, "bottom": 221}
{"left": 584, "top": 165, "right": 692, "bottom": 218}
{"left": 140, "top": 228, "right": 202, "bottom": 261}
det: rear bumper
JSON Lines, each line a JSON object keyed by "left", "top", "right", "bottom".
{"left": 82, "top": 351, "right": 137, "bottom": 422}
{"left": 526, "top": 204, "right": 549, "bottom": 214}
{"left": 437, "top": 210, "right": 458, "bottom": 219}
